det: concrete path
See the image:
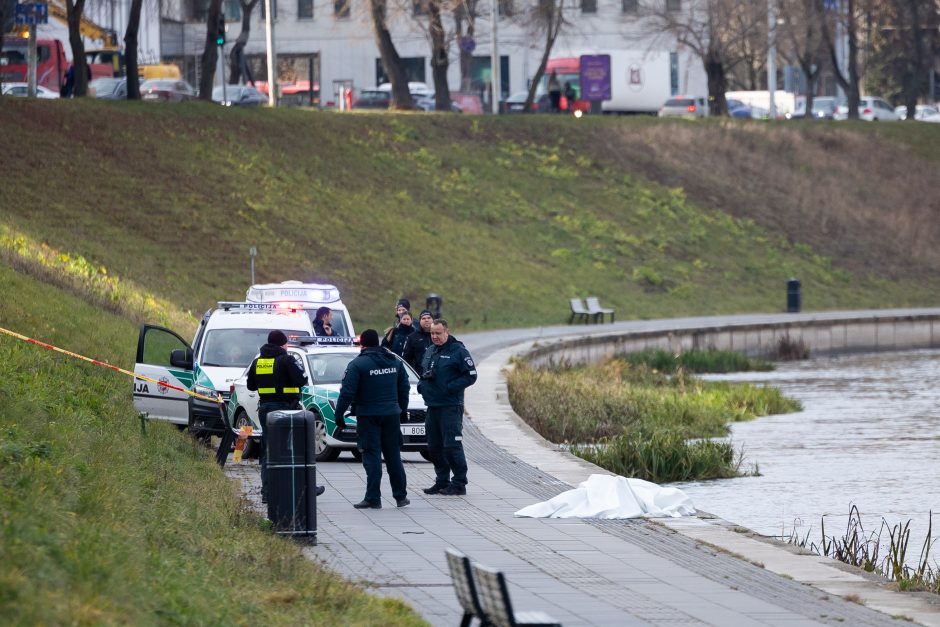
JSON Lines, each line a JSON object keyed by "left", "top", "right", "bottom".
{"left": 227, "top": 311, "right": 940, "bottom": 626}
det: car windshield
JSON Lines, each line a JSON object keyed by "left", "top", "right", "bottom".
{"left": 201, "top": 328, "right": 307, "bottom": 367}
{"left": 305, "top": 351, "right": 418, "bottom": 384}
{"left": 304, "top": 309, "right": 350, "bottom": 336}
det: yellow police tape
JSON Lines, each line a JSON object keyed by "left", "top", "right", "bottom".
{"left": 0, "top": 325, "right": 223, "bottom": 404}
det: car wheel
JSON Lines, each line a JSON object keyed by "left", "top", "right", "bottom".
{"left": 419, "top": 449, "right": 433, "bottom": 462}
{"left": 234, "top": 409, "right": 258, "bottom": 459}
{"left": 314, "top": 415, "right": 340, "bottom": 462}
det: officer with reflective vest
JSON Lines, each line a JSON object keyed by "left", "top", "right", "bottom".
{"left": 247, "top": 330, "right": 324, "bottom": 502}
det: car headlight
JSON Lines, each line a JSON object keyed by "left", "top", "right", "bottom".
{"left": 194, "top": 385, "right": 215, "bottom": 399}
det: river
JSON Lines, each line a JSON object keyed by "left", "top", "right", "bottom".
{"left": 674, "top": 348, "right": 940, "bottom": 564}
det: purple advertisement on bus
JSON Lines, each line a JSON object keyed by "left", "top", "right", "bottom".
{"left": 579, "top": 54, "right": 611, "bottom": 101}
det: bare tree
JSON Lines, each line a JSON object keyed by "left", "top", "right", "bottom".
{"left": 369, "top": 0, "right": 415, "bottom": 108}
{"left": 123, "top": 0, "right": 143, "bottom": 99}
{"left": 643, "top": 0, "right": 764, "bottom": 117}
{"left": 199, "top": 0, "right": 224, "bottom": 101}
{"left": 64, "top": 0, "right": 90, "bottom": 96}
{"left": 520, "top": 0, "right": 567, "bottom": 112}
{"left": 897, "top": 0, "right": 932, "bottom": 119}
{"left": 229, "top": 0, "right": 261, "bottom": 84}
{"left": 453, "top": 0, "right": 480, "bottom": 91}
{"left": 821, "top": 0, "right": 861, "bottom": 119}
{"left": 778, "top": 0, "right": 826, "bottom": 117}
{"left": 427, "top": 0, "right": 452, "bottom": 109}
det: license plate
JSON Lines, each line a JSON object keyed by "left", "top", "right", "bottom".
{"left": 402, "top": 425, "right": 425, "bottom": 436}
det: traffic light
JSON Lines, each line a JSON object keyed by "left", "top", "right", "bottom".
{"left": 215, "top": 14, "right": 226, "bottom": 46}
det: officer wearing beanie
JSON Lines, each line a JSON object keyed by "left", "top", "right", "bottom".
{"left": 333, "top": 329, "right": 410, "bottom": 509}
{"left": 247, "top": 330, "right": 324, "bottom": 502}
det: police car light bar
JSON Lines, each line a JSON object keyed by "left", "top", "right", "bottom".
{"left": 289, "top": 335, "right": 358, "bottom": 346}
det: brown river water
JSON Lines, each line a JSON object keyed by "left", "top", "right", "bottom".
{"left": 674, "top": 348, "right": 940, "bottom": 563}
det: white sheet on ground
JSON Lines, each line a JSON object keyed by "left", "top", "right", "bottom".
{"left": 514, "top": 474, "right": 695, "bottom": 519}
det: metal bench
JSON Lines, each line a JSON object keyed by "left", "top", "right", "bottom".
{"left": 470, "top": 561, "right": 562, "bottom": 627}
{"left": 568, "top": 298, "right": 590, "bottom": 324}
{"left": 445, "top": 548, "right": 487, "bottom": 627}
{"left": 585, "top": 296, "right": 615, "bottom": 323}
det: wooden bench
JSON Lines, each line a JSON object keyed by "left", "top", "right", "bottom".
{"left": 568, "top": 298, "right": 590, "bottom": 324}
{"left": 446, "top": 548, "right": 562, "bottom": 627}
{"left": 471, "top": 562, "right": 562, "bottom": 627}
{"left": 585, "top": 296, "right": 615, "bottom": 323}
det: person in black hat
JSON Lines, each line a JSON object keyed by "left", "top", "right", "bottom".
{"left": 395, "top": 298, "right": 420, "bottom": 331}
{"left": 247, "top": 329, "right": 324, "bottom": 502}
{"left": 333, "top": 329, "right": 410, "bottom": 509}
{"left": 402, "top": 309, "right": 434, "bottom": 375}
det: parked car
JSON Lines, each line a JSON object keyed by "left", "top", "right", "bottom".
{"left": 501, "top": 90, "right": 549, "bottom": 114}
{"left": 726, "top": 98, "right": 752, "bottom": 119}
{"left": 212, "top": 85, "right": 267, "bottom": 107}
{"left": 89, "top": 77, "right": 127, "bottom": 100}
{"left": 227, "top": 336, "right": 429, "bottom": 461}
{"left": 377, "top": 81, "right": 432, "bottom": 98}
{"left": 894, "top": 104, "right": 940, "bottom": 122}
{"left": 1, "top": 82, "right": 59, "bottom": 99}
{"left": 788, "top": 96, "right": 838, "bottom": 120}
{"left": 353, "top": 89, "right": 390, "bottom": 109}
{"left": 658, "top": 95, "right": 709, "bottom": 118}
{"left": 834, "top": 96, "right": 899, "bottom": 121}
{"left": 414, "top": 92, "right": 463, "bottom": 112}
{"left": 140, "top": 79, "right": 196, "bottom": 102}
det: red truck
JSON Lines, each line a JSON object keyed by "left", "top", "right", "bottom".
{"left": 1, "top": 36, "right": 68, "bottom": 93}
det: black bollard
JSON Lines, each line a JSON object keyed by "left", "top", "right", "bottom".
{"left": 786, "top": 278, "right": 801, "bottom": 313}
{"left": 266, "top": 409, "right": 318, "bottom": 541}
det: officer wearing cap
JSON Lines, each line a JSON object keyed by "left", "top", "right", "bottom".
{"left": 247, "top": 330, "right": 324, "bottom": 502}
{"left": 333, "top": 329, "right": 410, "bottom": 509}
{"left": 418, "top": 318, "right": 476, "bottom": 496}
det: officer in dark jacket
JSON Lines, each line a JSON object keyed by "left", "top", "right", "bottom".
{"left": 382, "top": 310, "right": 415, "bottom": 357}
{"left": 402, "top": 310, "right": 434, "bottom": 374}
{"left": 333, "top": 329, "right": 411, "bottom": 509}
{"left": 418, "top": 319, "right": 477, "bottom": 495}
{"left": 247, "top": 330, "right": 323, "bottom": 502}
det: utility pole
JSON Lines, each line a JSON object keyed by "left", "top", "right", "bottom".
{"left": 27, "top": 24, "right": 38, "bottom": 98}
{"left": 264, "top": 0, "right": 277, "bottom": 107}
{"left": 767, "top": 0, "right": 777, "bottom": 119}
{"left": 490, "top": 0, "right": 499, "bottom": 114}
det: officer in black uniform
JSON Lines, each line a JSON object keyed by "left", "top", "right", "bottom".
{"left": 418, "top": 318, "right": 477, "bottom": 496}
{"left": 402, "top": 310, "right": 434, "bottom": 375}
{"left": 333, "top": 329, "right": 410, "bottom": 509}
{"left": 247, "top": 330, "right": 324, "bottom": 502}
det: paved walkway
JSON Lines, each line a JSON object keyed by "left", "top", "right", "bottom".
{"left": 227, "top": 311, "right": 940, "bottom": 626}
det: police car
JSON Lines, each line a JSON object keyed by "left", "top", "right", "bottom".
{"left": 227, "top": 336, "right": 429, "bottom": 462}
{"left": 132, "top": 301, "right": 315, "bottom": 435}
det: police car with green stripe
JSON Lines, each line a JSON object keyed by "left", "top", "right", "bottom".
{"left": 227, "top": 336, "right": 429, "bottom": 462}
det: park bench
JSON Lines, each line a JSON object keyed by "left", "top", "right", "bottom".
{"left": 568, "top": 298, "right": 590, "bottom": 324}
{"left": 585, "top": 296, "right": 615, "bottom": 324}
{"left": 446, "top": 548, "right": 562, "bottom": 627}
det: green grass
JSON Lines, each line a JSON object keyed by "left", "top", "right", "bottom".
{"left": 0, "top": 265, "right": 425, "bottom": 626}
{"left": 2, "top": 100, "right": 940, "bottom": 335}
{"left": 507, "top": 356, "right": 799, "bottom": 481}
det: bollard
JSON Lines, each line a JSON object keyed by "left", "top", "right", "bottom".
{"left": 786, "top": 278, "right": 801, "bottom": 313}
{"left": 266, "top": 409, "right": 317, "bottom": 541}
{"left": 425, "top": 293, "right": 443, "bottom": 319}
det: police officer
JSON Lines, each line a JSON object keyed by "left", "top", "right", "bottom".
{"left": 333, "top": 329, "right": 410, "bottom": 509}
{"left": 402, "top": 310, "right": 434, "bottom": 375}
{"left": 247, "top": 330, "right": 324, "bottom": 503}
{"left": 418, "top": 319, "right": 477, "bottom": 496}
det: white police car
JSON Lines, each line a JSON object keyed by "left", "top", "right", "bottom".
{"left": 227, "top": 336, "right": 429, "bottom": 461}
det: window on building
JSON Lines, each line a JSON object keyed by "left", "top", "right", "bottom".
{"left": 621, "top": 0, "right": 637, "bottom": 12}
{"left": 498, "top": 0, "right": 513, "bottom": 16}
{"left": 298, "top": 0, "right": 313, "bottom": 18}
{"left": 191, "top": 0, "right": 240, "bottom": 20}
{"left": 666, "top": 0, "right": 680, "bottom": 11}
{"left": 375, "top": 57, "right": 427, "bottom": 85}
{"left": 334, "top": 0, "right": 350, "bottom": 17}
{"left": 581, "top": 0, "right": 597, "bottom": 13}
{"left": 260, "top": 0, "right": 278, "bottom": 19}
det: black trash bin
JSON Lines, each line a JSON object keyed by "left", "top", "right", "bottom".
{"left": 787, "top": 278, "right": 801, "bottom": 313}
{"left": 425, "top": 293, "right": 443, "bottom": 318}
{"left": 266, "top": 409, "right": 317, "bottom": 540}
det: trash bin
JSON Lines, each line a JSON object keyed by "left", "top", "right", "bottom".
{"left": 786, "top": 278, "right": 801, "bottom": 313}
{"left": 425, "top": 293, "right": 443, "bottom": 318}
{"left": 266, "top": 409, "right": 317, "bottom": 540}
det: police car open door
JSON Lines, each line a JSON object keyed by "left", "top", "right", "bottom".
{"left": 133, "top": 324, "right": 194, "bottom": 425}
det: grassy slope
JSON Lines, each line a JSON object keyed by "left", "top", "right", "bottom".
{"left": 0, "top": 264, "right": 424, "bottom": 625}
{"left": 1, "top": 99, "right": 939, "bottom": 335}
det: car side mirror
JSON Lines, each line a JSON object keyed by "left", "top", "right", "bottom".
{"left": 170, "top": 348, "right": 193, "bottom": 369}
